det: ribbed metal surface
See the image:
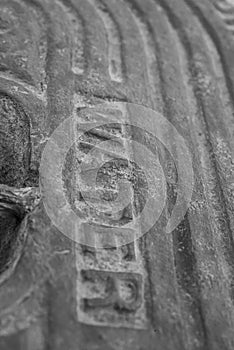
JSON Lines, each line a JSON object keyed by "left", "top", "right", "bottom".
{"left": 0, "top": 0, "right": 234, "bottom": 349}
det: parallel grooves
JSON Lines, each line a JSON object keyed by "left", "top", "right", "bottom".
{"left": 77, "top": 0, "right": 153, "bottom": 103}
{"left": 158, "top": 0, "right": 234, "bottom": 265}
{"left": 183, "top": 0, "right": 234, "bottom": 109}
{"left": 29, "top": 0, "right": 58, "bottom": 114}
{"left": 56, "top": 0, "right": 86, "bottom": 75}
{"left": 183, "top": 2, "right": 234, "bottom": 151}
{"left": 158, "top": 8, "right": 234, "bottom": 346}
{"left": 123, "top": 2, "right": 208, "bottom": 347}
{"left": 0, "top": 0, "right": 36, "bottom": 91}
{"left": 182, "top": 0, "right": 234, "bottom": 259}
{"left": 23, "top": 0, "right": 48, "bottom": 93}
{"left": 103, "top": 5, "right": 205, "bottom": 349}
{"left": 40, "top": 0, "right": 76, "bottom": 133}
{"left": 120, "top": 0, "right": 179, "bottom": 336}
{"left": 139, "top": 3, "right": 209, "bottom": 347}
{"left": 127, "top": 0, "right": 234, "bottom": 345}
{"left": 123, "top": 0, "right": 163, "bottom": 110}
{"left": 87, "top": 0, "right": 125, "bottom": 82}
{"left": 15, "top": 0, "right": 49, "bottom": 97}
{"left": 115, "top": 0, "right": 172, "bottom": 331}
{"left": 122, "top": 0, "right": 170, "bottom": 115}
{"left": 213, "top": 0, "right": 234, "bottom": 31}
{"left": 2, "top": 0, "right": 234, "bottom": 348}
{"left": 157, "top": 0, "right": 234, "bottom": 346}
{"left": 172, "top": 218, "right": 209, "bottom": 348}
{"left": 213, "top": 0, "right": 234, "bottom": 13}
{"left": 156, "top": 9, "right": 220, "bottom": 347}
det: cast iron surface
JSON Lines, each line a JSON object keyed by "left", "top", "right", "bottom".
{"left": 0, "top": 0, "right": 234, "bottom": 349}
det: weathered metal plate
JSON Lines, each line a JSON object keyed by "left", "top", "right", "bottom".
{"left": 0, "top": 0, "right": 234, "bottom": 349}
